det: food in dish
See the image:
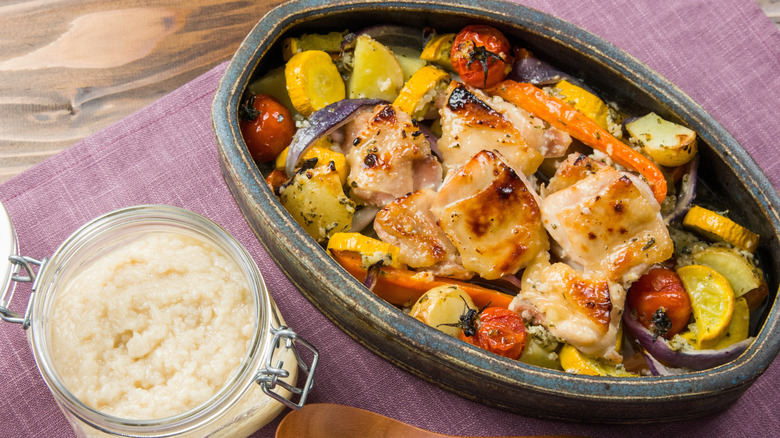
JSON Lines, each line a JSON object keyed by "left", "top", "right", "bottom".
{"left": 239, "top": 24, "right": 767, "bottom": 376}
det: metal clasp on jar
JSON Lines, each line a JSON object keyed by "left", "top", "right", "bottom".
{"left": 0, "top": 256, "right": 44, "bottom": 329}
{"left": 256, "top": 301, "right": 318, "bottom": 410}
{"left": 256, "top": 325, "right": 318, "bottom": 410}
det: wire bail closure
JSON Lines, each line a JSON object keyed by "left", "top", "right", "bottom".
{"left": 0, "top": 256, "right": 44, "bottom": 329}
{"left": 255, "top": 324, "right": 319, "bottom": 410}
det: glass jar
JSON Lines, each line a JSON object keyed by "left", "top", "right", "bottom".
{"left": 0, "top": 204, "right": 317, "bottom": 437}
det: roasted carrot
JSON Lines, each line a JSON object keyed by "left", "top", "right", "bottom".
{"left": 330, "top": 249, "right": 515, "bottom": 309}
{"left": 491, "top": 80, "right": 667, "bottom": 204}
{"left": 264, "top": 168, "right": 288, "bottom": 194}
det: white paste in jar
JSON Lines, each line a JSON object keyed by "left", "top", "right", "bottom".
{"left": 50, "top": 232, "right": 254, "bottom": 420}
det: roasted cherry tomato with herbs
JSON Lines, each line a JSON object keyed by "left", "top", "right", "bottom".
{"left": 450, "top": 25, "right": 513, "bottom": 89}
{"left": 458, "top": 306, "right": 526, "bottom": 359}
{"left": 627, "top": 267, "right": 693, "bottom": 340}
{"left": 239, "top": 93, "right": 295, "bottom": 163}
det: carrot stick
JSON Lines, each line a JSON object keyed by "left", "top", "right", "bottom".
{"left": 330, "top": 250, "right": 515, "bottom": 309}
{"left": 491, "top": 80, "right": 667, "bottom": 204}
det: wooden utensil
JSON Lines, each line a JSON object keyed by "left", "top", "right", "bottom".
{"left": 275, "top": 403, "right": 579, "bottom": 438}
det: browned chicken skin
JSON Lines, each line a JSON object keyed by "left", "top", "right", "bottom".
{"left": 437, "top": 83, "right": 544, "bottom": 176}
{"left": 344, "top": 104, "right": 442, "bottom": 206}
{"left": 436, "top": 82, "right": 571, "bottom": 177}
{"left": 541, "top": 153, "right": 673, "bottom": 284}
{"left": 374, "top": 189, "right": 471, "bottom": 279}
{"left": 512, "top": 251, "right": 626, "bottom": 362}
{"left": 432, "top": 150, "right": 549, "bottom": 280}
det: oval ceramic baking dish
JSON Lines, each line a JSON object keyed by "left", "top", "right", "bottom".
{"left": 211, "top": 0, "right": 780, "bottom": 423}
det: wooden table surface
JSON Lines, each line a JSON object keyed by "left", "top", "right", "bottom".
{"left": 1, "top": 0, "right": 778, "bottom": 183}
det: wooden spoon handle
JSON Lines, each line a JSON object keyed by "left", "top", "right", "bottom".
{"left": 275, "top": 403, "right": 582, "bottom": 438}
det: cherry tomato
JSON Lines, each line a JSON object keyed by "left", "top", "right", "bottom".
{"left": 450, "top": 25, "right": 513, "bottom": 89}
{"left": 627, "top": 267, "right": 692, "bottom": 339}
{"left": 239, "top": 93, "right": 295, "bottom": 163}
{"left": 459, "top": 307, "right": 526, "bottom": 359}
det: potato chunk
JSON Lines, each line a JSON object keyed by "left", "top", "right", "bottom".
{"left": 626, "top": 112, "right": 697, "bottom": 167}
{"left": 409, "top": 285, "right": 476, "bottom": 337}
{"left": 279, "top": 166, "right": 355, "bottom": 242}
{"left": 347, "top": 35, "right": 404, "bottom": 101}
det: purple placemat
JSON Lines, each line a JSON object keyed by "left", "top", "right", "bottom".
{"left": 1, "top": 1, "right": 779, "bottom": 437}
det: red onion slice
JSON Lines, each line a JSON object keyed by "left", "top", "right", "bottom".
{"left": 417, "top": 123, "right": 441, "bottom": 159}
{"left": 508, "top": 48, "right": 574, "bottom": 86}
{"left": 623, "top": 311, "right": 754, "bottom": 371}
{"left": 349, "top": 205, "right": 380, "bottom": 233}
{"left": 362, "top": 260, "right": 383, "bottom": 291}
{"left": 662, "top": 153, "right": 699, "bottom": 225}
{"left": 285, "top": 98, "right": 386, "bottom": 177}
{"left": 467, "top": 274, "right": 523, "bottom": 296}
{"left": 640, "top": 348, "right": 689, "bottom": 376}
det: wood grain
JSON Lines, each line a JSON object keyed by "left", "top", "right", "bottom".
{"left": 757, "top": 0, "right": 780, "bottom": 28}
{"left": 0, "top": 0, "right": 777, "bottom": 183}
{"left": 0, "top": 0, "right": 282, "bottom": 182}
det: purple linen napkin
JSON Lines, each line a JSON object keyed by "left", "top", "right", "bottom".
{"left": 1, "top": 0, "right": 779, "bottom": 437}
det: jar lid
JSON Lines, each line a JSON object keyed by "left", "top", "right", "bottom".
{"left": 0, "top": 201, "right": 17, "bottom": 302}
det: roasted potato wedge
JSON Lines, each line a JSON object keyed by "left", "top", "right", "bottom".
{"left": 279, "top": 166, "right": 355, "bottom": 242}
{"left": 626, "top": 112, "right": 697, "bottom": 167}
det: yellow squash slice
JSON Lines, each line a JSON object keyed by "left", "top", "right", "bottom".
{"left": 559, "top": 345, "right": 636, "bottom": 377}
{"left": 275, "top": 142, "right": 349, "bottom": 184}
{"left": 676, "top": 264, "right": 735, "bottom": 348}
{"left": 420, "top": 33, "right": 455, "bottom": 71}
{"left": 683, "top": 206, "right": 759, "bottom": 253}
{"left": 679, "top": 296, "right": 749, "bottom": 350}
{"left": 691, "top": 246, "right": 765, "bottom": 298}
{"left": 285, "top": 50, "right": 346, "bottom": 116}
{"left": 282, "top": 31, "right": 345, "bottom": 60}
{"left": 327, "top": 232, "right": 401, "bottom": 268}
{"left": 553, "top": 80, "right": 610, "bottom": 130}
{"left": 710, "top": 297, "right": 750, "bottom": 349}
{"left": 393, "top": 65, "right": 450, "bottom": 120}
